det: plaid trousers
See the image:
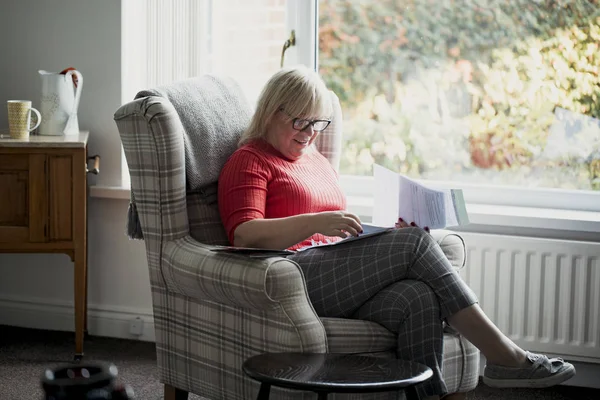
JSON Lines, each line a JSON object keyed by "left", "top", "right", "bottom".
{"left": 289, "top": 227, "right": 479, "bottom": 397}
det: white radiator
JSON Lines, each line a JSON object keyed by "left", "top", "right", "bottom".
{"left": 458, "top": 232, "right": 600, "bottom": 364}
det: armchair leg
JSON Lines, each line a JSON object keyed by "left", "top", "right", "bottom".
{"left": 164, "top": 384, "right": 189, "bottom": 400}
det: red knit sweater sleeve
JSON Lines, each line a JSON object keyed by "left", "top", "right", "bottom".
{"left": 218, "top": 149, "right": 270, "bottom": 245}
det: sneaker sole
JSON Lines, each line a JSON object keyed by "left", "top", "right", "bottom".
{"left": 482, "top": 366, "right": 576, "bottom": 389}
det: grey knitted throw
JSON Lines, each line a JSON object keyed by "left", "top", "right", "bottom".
{"left": 135, "top": 75, "right": 252, "bottom": 191}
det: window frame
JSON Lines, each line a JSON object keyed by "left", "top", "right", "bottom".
{"left": 285, "top": 0, "right": 318, "bottom": 70}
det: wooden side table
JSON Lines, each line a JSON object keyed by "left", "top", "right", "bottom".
{"left": 0, "top": 131, "right": 98, "bottom": 361}
{"left": 243, "top": 352, "right": 434, "bottom": 400}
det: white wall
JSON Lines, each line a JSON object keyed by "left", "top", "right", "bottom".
{"left": 0, "top": 0, "right": 155, "bottom": 341}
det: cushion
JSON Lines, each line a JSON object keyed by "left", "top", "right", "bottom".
{"left": 136, "top": 75, "right": 253, "bottom": 191}
{"left": 186, "top": 183, "right": 229, "bottom": 246}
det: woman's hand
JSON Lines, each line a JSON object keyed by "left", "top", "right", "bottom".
{"left": 395, "top": 217, "right": 430, "bottom": 234}
{"left": 312, "top": 211, "right": 363, "bottom": 238}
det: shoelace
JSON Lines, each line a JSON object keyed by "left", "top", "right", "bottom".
{"left": 530, "top": 354, "right": 548, "bottom": 371}
{"left": 529, "top": 352, "right": 564, "bottom": 374}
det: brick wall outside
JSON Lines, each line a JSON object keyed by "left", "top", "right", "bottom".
{"left": 211, "top": 0, "right": 288, "bottom": 104}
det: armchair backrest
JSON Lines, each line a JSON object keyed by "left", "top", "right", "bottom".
{"left": 115, "top": 75, "right": 345, "bottom": 250}
{"left": 314, "top": 90, "right": 344, "bottom": 172}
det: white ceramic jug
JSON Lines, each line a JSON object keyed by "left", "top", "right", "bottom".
{"left": 38, "top": 69, "right": 83, "bottom": 136}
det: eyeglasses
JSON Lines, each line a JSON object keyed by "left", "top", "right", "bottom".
{"left": 279, "top": 108, "right": 331, "bottom": 132}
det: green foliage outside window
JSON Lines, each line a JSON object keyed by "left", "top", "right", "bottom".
{"left": 318, "top": 0, "right": 600, "bottom": 190}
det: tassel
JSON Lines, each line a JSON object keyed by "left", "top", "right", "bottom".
{"left": 126, "top": 193, "right": 144, "bottom": 240}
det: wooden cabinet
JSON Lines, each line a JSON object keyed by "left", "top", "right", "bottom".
{"left": 0, "top": 132, "right": 94, "bottom": 360}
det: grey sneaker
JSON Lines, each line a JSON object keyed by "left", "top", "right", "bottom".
{"left": 483, "top": 351, "right": 575, "bottom": 388}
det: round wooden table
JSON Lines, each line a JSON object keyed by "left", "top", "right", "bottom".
{"left": 242, "top": 352, "right": 433, "bottom": 400}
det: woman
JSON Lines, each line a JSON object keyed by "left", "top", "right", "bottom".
{"left": 217, "top": 65, "right": 575, "bottom": 399}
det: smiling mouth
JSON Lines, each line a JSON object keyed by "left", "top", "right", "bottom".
{"left": 294, "top": 139, "right": 309, "bottom": 145}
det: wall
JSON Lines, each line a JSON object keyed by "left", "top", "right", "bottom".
{"left": 0, "top": 0, "right": 293, "bottom": 343}
{"left": 0, "top": 0, "right": 155, "bottom": 340}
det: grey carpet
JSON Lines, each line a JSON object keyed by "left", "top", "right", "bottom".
{"left": 0, "top": 325, "right": 597, "bottom": 400}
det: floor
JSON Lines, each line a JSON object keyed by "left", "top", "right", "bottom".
{"left": 0, "top": 325, "right": 598, "bottom": 400}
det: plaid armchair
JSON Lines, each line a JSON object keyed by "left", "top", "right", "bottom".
{"left": 114, "top": 76, "right": 479, "bottom": 400}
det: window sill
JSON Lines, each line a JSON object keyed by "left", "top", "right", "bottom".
{"left": 346, "top": 195, "right": 600, "bottom": 234}
{"left": 89, "top": 184, "right": 600, "bottom": 234}
{"left": 89, "top": 184, "right": 131, "bottom": 200}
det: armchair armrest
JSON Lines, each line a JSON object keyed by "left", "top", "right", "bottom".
{"left": 161, "top": 236, "right": 314, "bottom": 312}
{"left": 430, "top": 229, "right": 466, "bottom": 269}
{"left": 160, "top": 231, "right": 465, "bottom": 311}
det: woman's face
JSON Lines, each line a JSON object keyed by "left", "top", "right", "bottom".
{"left": 265, "top": 109, "right": 322, "bottom": 161}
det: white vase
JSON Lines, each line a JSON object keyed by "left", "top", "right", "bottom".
{"left": 38, "top": 69, "right": 83, "bottom": 136}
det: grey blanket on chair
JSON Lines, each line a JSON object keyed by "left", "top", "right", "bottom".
{"left": 136, "top": 75, "right": 252, "bottom": 191}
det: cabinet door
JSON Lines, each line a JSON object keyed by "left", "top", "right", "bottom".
{"left": 48, "top": 155, "right": 73, "bottom": 241}
{"left": 0, "top": 154, "right": 47, "bottom": 243}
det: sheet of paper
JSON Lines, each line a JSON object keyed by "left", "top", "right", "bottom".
{"left": 372, "top": 164, "right": 470, "bottom": 229}
{"left": 372, "top": 164, "right": 401, "bottom": 226}
{"left": 443, "top": 190, "right": 459, "bottom": 227}
{"left": 398, "top": 175, "right": 447, "bottom": 229}
{"left": 361, "top": 223, "right": 392, "bottom": 235}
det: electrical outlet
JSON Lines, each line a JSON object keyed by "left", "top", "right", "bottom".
{"left": 129, "top": 317, "right": 144, "bottom": 336}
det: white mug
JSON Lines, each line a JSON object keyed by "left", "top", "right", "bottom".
{"left": 7, "top": 100, "right": 42, "bottom": 139}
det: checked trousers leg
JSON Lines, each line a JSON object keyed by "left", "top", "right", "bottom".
{"left": 353, "top": 280, "right": 446, "bottom": 397}
{"left": 289, "top": 227, "right": 478, "bottom": 397}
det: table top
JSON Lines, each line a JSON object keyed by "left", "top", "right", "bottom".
{"left": 242, "top": 352, "right": 433, "bottom": 393}
{"left": 0, "top": 131, "right": 89, "bottom": 148}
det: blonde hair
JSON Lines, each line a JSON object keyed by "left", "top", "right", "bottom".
{"left": 238, "top": 65, "right": 333, "bottom": 146}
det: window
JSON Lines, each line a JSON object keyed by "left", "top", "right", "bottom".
{"left": 121, "top": 0, "right": 301, "bottom": 186}
{"left": 303, "top": 0, "right": 600, "bottom": 212}
{"left": 122, "top": 0, "right": 298, "bottom": 102}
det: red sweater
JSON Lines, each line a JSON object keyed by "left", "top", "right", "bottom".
{"left": 218, "top": 140, "right": 346, "bottom": 250}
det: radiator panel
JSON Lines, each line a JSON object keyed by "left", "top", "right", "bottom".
{"left": 459, "top": 233, "right": 600, "bottom": 363}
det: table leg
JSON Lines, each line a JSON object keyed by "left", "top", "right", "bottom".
{"left": 73, "top": 150, "right": 87, "bottom": 361}
{"left": 83, "top": 217, "right": 89, "bottom": 336}
{"left": 405, "top": 385, "right": 420, "bottom": 400}
{"left": 316, "top": 393, "right": 328, "bottom": 400}
{"left": 256, "top": 383, "right": 271, "bottom": 400}
{"left": 73, "top": 248, "right": 86, "bottom": 361}
{"left": 83, "top": 156, "right": 89, "bottom": 336}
